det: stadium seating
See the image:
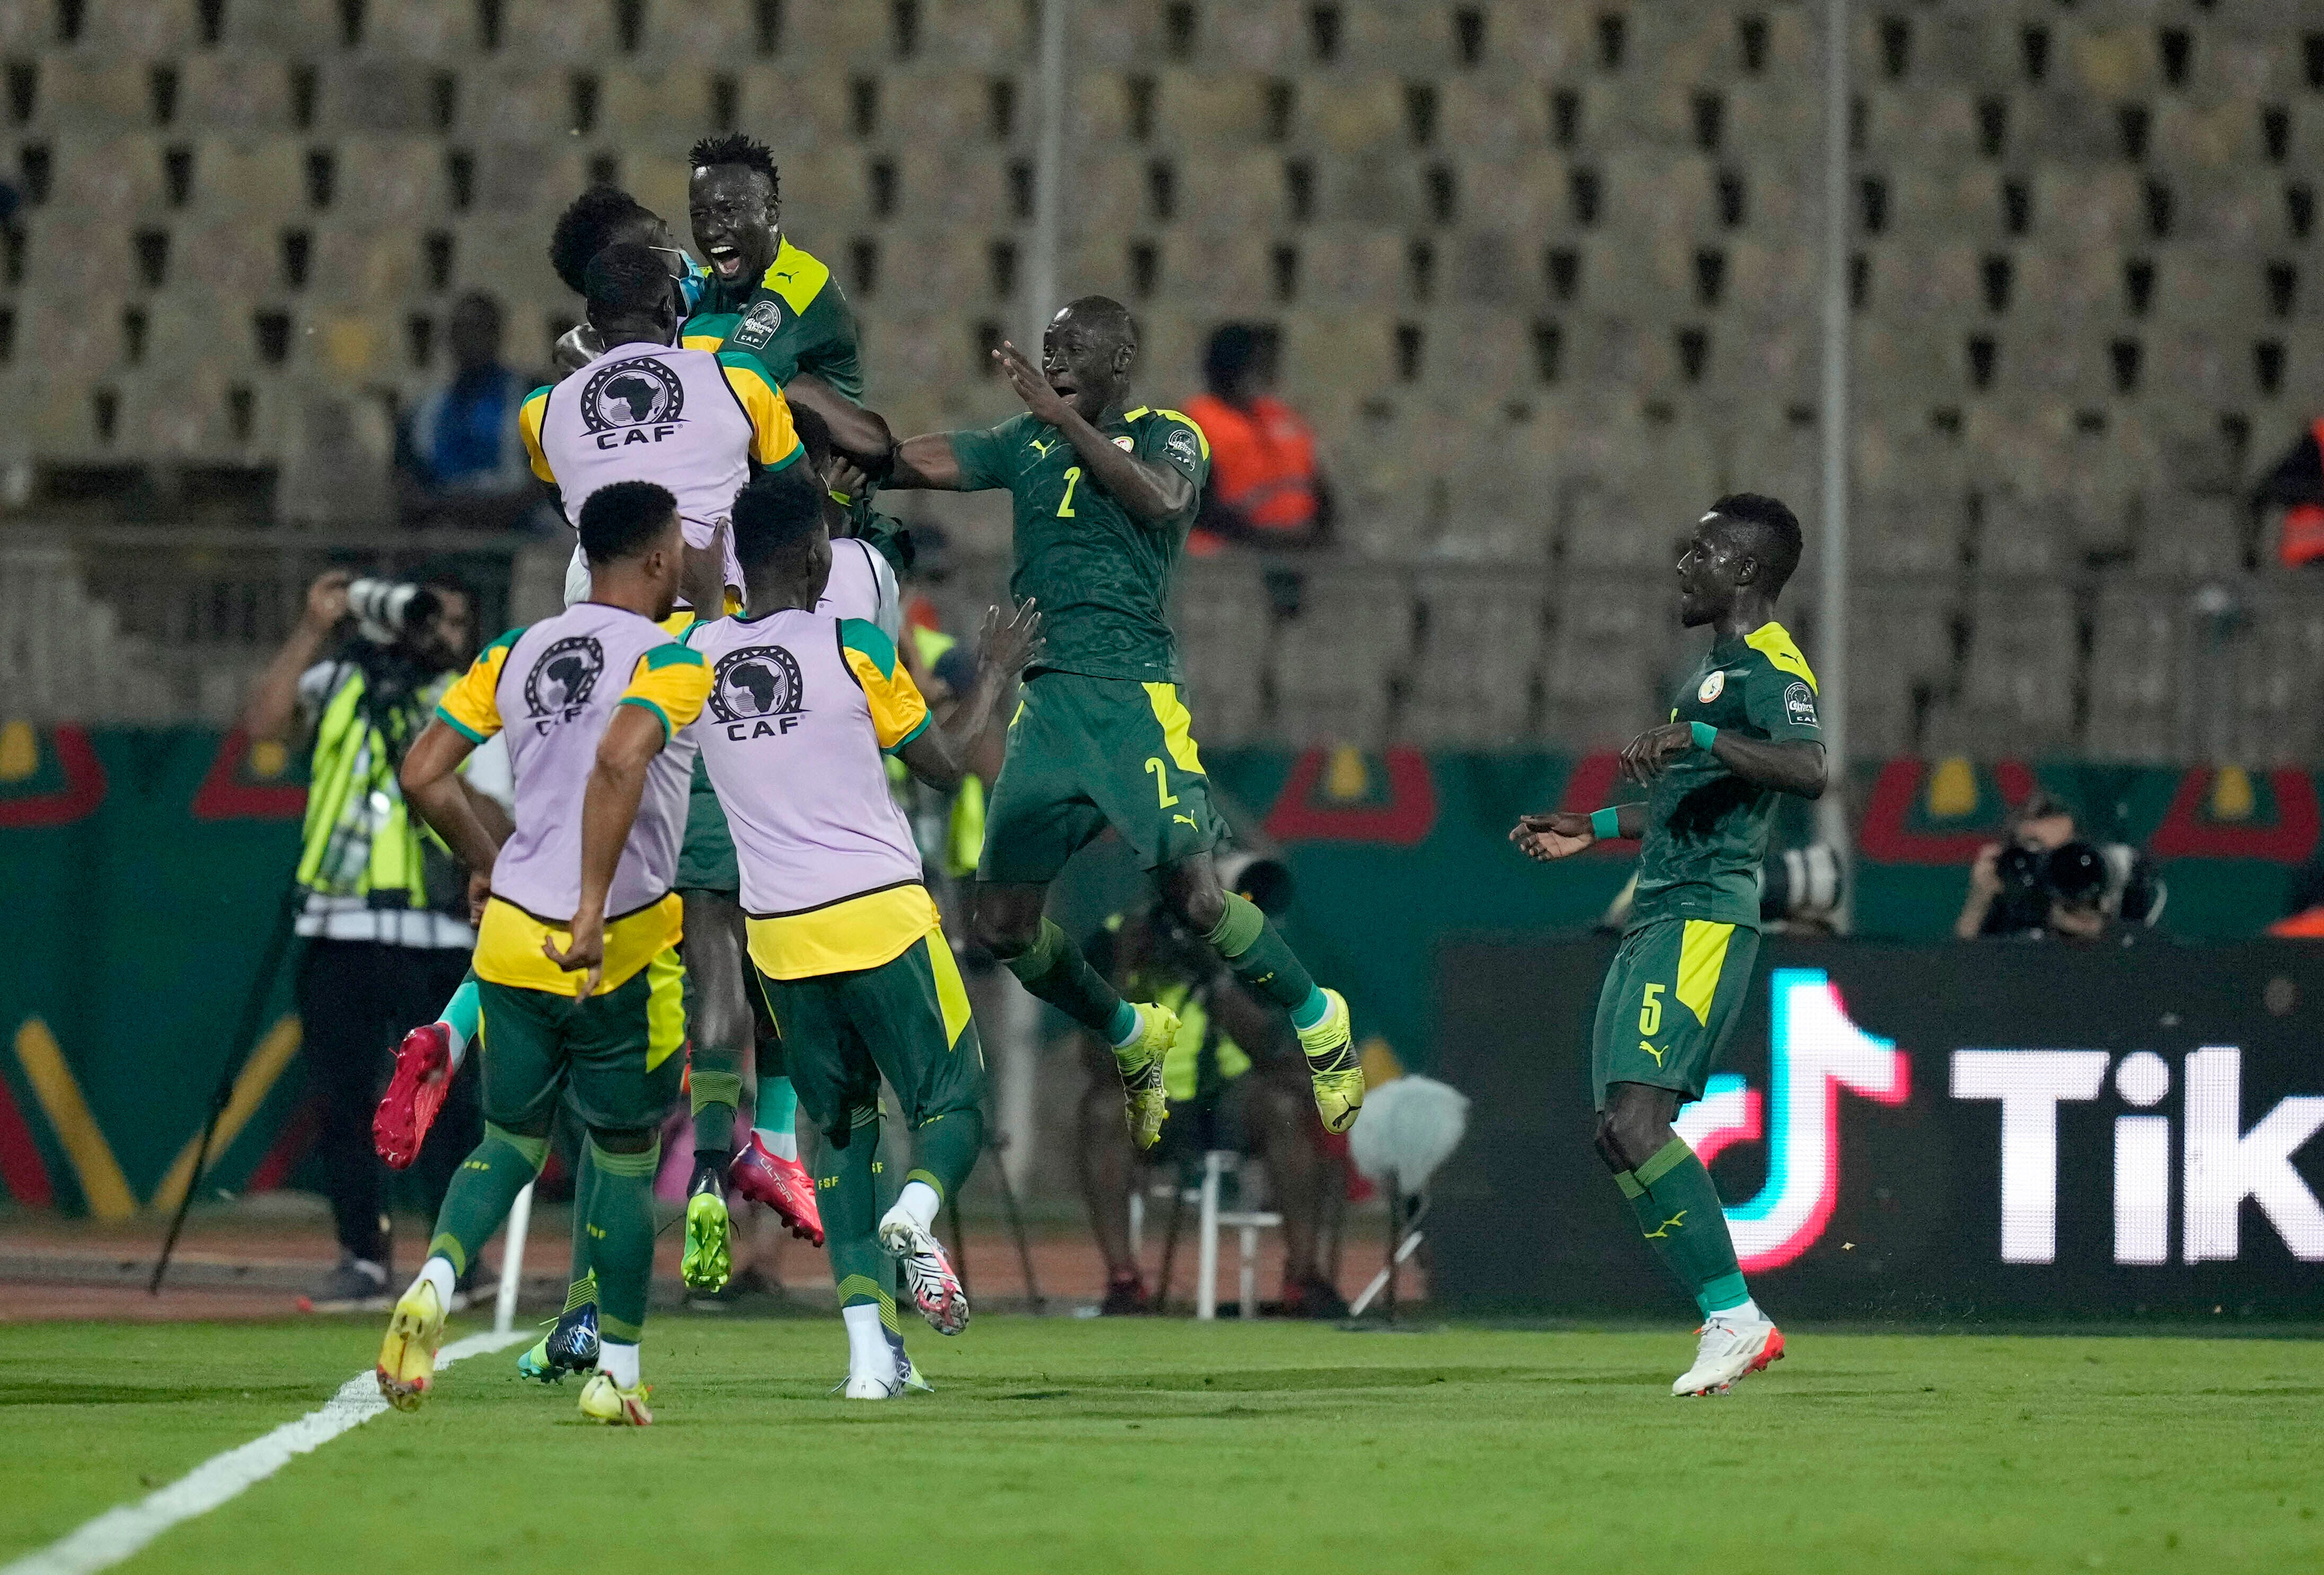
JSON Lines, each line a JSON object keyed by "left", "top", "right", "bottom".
{"left": 5, "top": 0, "right": 2323, "bottom": 759}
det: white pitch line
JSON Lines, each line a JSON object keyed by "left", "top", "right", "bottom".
{"left": 5, "top": 1330, "right": 526, "bottom": 1575}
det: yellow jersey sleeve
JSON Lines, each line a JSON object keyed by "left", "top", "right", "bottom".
{"left": 518, "top": 387, "right": 554, "bottom": 484}
{"left": 839, "top": 618, "right": 932, "bottom": 753}
{"left": 717, "top": 352, "right": 806, "bottom": 470}
{"left": 617, "top": 643, "right": 712, "bottom": 742}
{"left": 436, "top": 629, "right": 519, "bottom": 742}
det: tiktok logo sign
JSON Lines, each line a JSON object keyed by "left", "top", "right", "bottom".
{"left": 1673, "top": 968, "right": 1911, "bottom": 1271}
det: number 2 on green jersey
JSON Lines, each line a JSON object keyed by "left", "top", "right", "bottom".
{"left": 1145, "top": 756, "right": 1179, "bottom": 809}
{"left": 1056, "top": 466, "right": 1082, "bottom": 517}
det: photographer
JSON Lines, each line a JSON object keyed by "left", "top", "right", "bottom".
{"left": 1955, "top": 792, "right": 2162, "bottom": 943}
{"left": 241, "top": 569, "right": 509, "bottom": 1310}
{"left": 1074, "top": 890, "right": 1346, "bottom": 1319}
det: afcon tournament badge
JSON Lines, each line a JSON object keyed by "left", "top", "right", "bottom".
{"left": 729, "top": 299, "right": 783, "bottom": 352}
{"left": 522, "top": 635, "right": 606, "bottom": 725}
{"left": 579, "top": 355, "right": 686, "bottom": 432}
{"left": 1698, "top": 669, "right": 1727, "bottom": 704}
{"left": 708, "top": 644, "right": 807, "bottom": 729}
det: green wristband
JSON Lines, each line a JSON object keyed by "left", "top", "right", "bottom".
{"left": 1589, "top": 807, "right": 1621, "bottom": 840}
{"left": 1691, "top": 721, "right": 1718, "bottom": 750}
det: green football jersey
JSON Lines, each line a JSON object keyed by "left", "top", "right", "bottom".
{"left": 948, "top": 406, "right": 1209, "bottom": 684}
{"left": 683, "top": 235, "right": 864, "bottom": 401}
{"left": 1629, "top": 622, "right": 1822, "bottom": 932}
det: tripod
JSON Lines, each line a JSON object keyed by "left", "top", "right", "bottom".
{"left": 149, "top": 877, "right": 306, "bottom": 1294}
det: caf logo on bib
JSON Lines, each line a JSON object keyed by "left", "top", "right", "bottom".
{"left": 580, "top": 356, "right": 686, "bottom": 432}
{"left": 709, "top": 644, "right": 806, "bottom": 724}
{"left": 1697, "top": 669, "right": 1727, "bottom": 704}
{"left": 523, "top": 635, "right": 605, "bottom": 724}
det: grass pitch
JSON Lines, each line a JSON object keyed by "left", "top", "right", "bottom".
{"left": 7, "top": 1315, "right": 2323, "bottom": 1574}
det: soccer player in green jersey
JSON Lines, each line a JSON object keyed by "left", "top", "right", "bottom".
{"left": 887, "top": 297, "right": 1362, "bottom": 1144}
{"left": 1512, "top": 494, "right": 1825, "bottom": 1397}
{"left": 683, "top": 134, "right": 865, "bottom": 404}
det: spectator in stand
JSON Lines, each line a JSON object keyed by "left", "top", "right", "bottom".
{"left": 2251, "top": 416, "right": 2324, "bottom": 568}
{"left": 394, "top": 292, "right": 545, "bottom": 531}
{"left": 1183, "top": 324, "right": 1333, "bottom": 557}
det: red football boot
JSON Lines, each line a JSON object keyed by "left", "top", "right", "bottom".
{"left": 374, "top": 1022, "right": 453, "bottom": 1171}
{"left": 729, "top": 1132, "right": 825, "bottom": 1246}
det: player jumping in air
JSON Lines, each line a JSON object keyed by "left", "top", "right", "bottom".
{"left": 685, "top": 468, "right": 1041, "bottom": 1395}
{"left": 1510, "top": 494, "right": 1825, "bottom": 1397}
{"left": 383, "top": 480, "right": 711, "bottom": 1427}
{"left": 887, "top": 297, "right": 1362, "bottom": 1144}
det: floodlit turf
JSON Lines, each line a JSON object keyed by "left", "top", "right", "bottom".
{"left": 8, "top": 1316, "right": 2324, "bottom": 1574}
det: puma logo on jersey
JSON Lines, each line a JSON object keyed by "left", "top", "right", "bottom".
{"left": 1640, "top": 1040, "right": 1667, "bottom": 1067}
{"left": 1173, "top": 813, "right": 1200, "bottom": 829}
{"left": 1028, "top": 437, "right": 1055, "bottom": 457}
{"left": 1642, "top": 1210, "right": 1687, "bottom": 1239}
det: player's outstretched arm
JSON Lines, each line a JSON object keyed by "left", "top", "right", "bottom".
{"left": 544, "top": 704, "right": 667, "bottom": 996}
{"left": 898, "top": 600, "right": 1043, "bottom": 790}
{"left": 886, "top": 432, "right": 965, "bottom": 490}
{"left": 1509, "top": 804, "right": 1644, "bottom": 862}
{"left": 400, "top": 720, "right": 501, "bottom": 876}
{"left": 782, "top": 372, "right": 894, "bottom": 467}
{"left": 1618, "top": 722, "right": 1825, "bottom": 799}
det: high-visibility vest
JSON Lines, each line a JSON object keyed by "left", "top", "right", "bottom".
{"left": 294, "top": 667, "right": 434, "bottom": 907}
{"left": 2280, "top": 417, "right": 2324, "bottom": 567}
{"left": 1184, "top": 393, "right": 1320, "bottom": 534}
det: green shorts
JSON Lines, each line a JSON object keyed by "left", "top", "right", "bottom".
{"left": 977, "top": 670, "right": 1226, "bottom": 885}
{"left": 675, "top": 754, "right": 740, "bottom": 896}
{"left": 474, "top": 950, "right": 687, "bottom": 1135}
{"left": 1590, "top": 918, "right": 1762, "bottom": 1109}
{"left": 756, "top": 928, "right": 984, "bottom": 1146}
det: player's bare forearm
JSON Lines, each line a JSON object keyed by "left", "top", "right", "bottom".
{"left": 679, "top": 541, "right": 731, "bottom": 618}
{"left": 400, "top": 721, "right": 500, "bottom": 874}
{"left": 784, "top": 374, "right": 894, "bottom": 466}
{"left": 1710, "top": 734, "right": 1827, "bottom": 799}
{"left": 241, "top": 572, "right": 350, "bottom": 744}
{"left": 902, "top": 601, "right": 1043, "bottom": 789}
{"left": 886, "top": 432, "right": 963, "bottom": 490}
{"left": 1051, "top": 404, "right": 1192, "bottom": 524}
{"left": 1510, "top": 803, "right": 1642, "bottom": 862}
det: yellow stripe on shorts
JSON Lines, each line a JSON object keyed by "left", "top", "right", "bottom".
{"left": 1142, "top": 682, "right": 1206, "bottom": 774}
{"left": 1675, "top": 920, "right": 1735, "bottom": 1028}
{"left": 644, "top": 945, "right": 687, "bottom": 1070}
{"left": 926, "top": 931, "right": 974, "bottom": 1050}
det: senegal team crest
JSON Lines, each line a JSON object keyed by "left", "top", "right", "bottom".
{"left": 579, "top": 355, "right": 686, "bottom": 432}
{"left": 1698, "top": 669, "right": 1727, "bottom": 704}
{"left": 709, "top": 644, "right": 807, "bottom": 736}
{"left": 522, "top": 635, "right": 605, "bottom": 725}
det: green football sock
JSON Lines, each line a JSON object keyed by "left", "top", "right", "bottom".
{"left": 1000, "top": 917, "right": 1126, "bottom": 1036}
{"left": 585, "top": 1137, "right": 660, "bottom": 1344}
{"left": 907, "top": 1103, "right": 985, "bottom": 1208}
{"left": 565, "top": 1141, "right": 596, "bottom": 1288}
{"left": 424, "top": 1123, "right": 546, "bottom": 1278}
{"left": 821, "top": 1102, "right": 891, "bottom": 1310}
{"left": 1203, "top": 892, "right": 1320, "bottom": 1016}
{"left": 1619, "top": 1138, "right": 1749, "bottom": 1317}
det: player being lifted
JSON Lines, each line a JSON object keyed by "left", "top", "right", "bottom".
{"left": 685, "top": 469, "right": 1041, "bottom": 1394}
{"left": 888, "top": 298, "right": 1362, "bottom": 1144}
{"left": 1510, "top": 495, "right": 1824, "bottom": 1397}
{"left": 381, "top": 481, "right": 710, "bottom": 1427}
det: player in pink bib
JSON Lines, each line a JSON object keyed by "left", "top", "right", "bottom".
{"left": 684, "top": 466, "right": 1040, "bottom": 1395}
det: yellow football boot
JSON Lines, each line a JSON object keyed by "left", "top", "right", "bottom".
{"left": 374, "top": 1279, "right": 444, "bottom": 1412}
{"left": 1296, "top": 988, "right": 1364, "bottom": 1134}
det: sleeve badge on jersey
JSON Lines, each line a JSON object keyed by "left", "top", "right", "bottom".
{"left": 1112, "top": 435, "right": 1135, "bottom": 450}
{"left": 1783, "top": 680, "right": 1819, "bottom": 728}
{"left": 1696, "top": 669, "right": 1726, "bottom": 703}
{"left": 730, "top": 299, "right": 782, "bottom": 350}
{"left": 1164, "top": 427, "right": 1198, "bottom": 465}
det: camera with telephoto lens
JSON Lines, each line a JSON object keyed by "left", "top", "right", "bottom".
{"left": 1996, "top": 839, "right": 2164, "bottom": 927}
{"left": 346, "top": 578, "right": 441, "bottom": 646}
{"left": 1761, "top": 843, "right": 1844, "bottom": 924}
